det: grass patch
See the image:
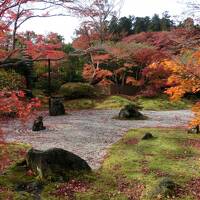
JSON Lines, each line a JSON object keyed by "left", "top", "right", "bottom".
{"left": 65, "top": 95, "right": 193, "bottom": 110}
{"left": 136, "top": 95, "right": 192, "bottom": 111}
{"left": 64, "top": 99, "right": 96, "bottom": 110}
{"left": 95, "top": 96, "right": 132, "bottom": 109}
{"left": 76, "top": 128, "right": 200, "bottom": 199}
{"left": 1, "top": 129, "right": 200, "bottom": 199}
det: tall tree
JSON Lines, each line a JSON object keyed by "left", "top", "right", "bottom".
{"left": 160, "top": 11, "right": 174, "bottom": 31}
{"left": 148, "top": 14, "right": 161, "bottom": 32}
{"left": 71, "top": 0, "right": 123, "bottom": 43}
{"left": 164, "top": 50, "right": 200, "bottom": 130}
{"left": 133, "top": 16, "right": 150, "bottom": 33}
{"left": 0, "top": 0, "right": 74, "bottom": 50}
{"left": 118, "top": 16, "right": 134, "bottom": 35}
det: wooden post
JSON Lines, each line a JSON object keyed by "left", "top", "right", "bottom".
{"left": 48, "top": 59, "right": 51, "bottom": 112}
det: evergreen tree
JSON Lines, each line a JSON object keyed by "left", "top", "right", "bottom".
{"left": 148, "top": 14, "right": 161, "bottom": 32}
{"left": 160, "top": 11, "right": 174, "bottom": 31}
{"left": 109, "top": 16, "right": 120, "bottom": 34}
{"left": 118, "top": 16, "right": 134, "bottom": 35}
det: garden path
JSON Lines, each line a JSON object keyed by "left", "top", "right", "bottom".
{"left": 2, "top": 109, "right": 193, "bottom": 169}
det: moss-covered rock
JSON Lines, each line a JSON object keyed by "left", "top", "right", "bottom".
{"left": 26, "top": 148, "right": 91, "bottom": 180}
{"left": 118, "top": 104, "right": 146, "bottom": 120}
{"left": 59, "top": 82, "right": 96, "bottom": 99}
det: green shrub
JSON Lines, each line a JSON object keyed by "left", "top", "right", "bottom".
{"left": 59, "top": 82, "right": 96, "bottom": 99}
{"left": 0, "top": 69, "right": 24, "bottom": 90}
{"left": 35, "top": 77, "right": 63, "bottom": 94}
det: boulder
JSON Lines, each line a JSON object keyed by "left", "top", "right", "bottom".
{"left": 26, "top": 148, "right": 91, "bottom": 180}
{"left": 142, "top": 133, "right": 154, "bottom": 140}
{"left": 49, "top": 97, "right": 65, "bottom": 116}
{"left": 118, "top": 104, "right": 146, "bottom": 120}
{"left": 32, "top": 116, "right": 46, "bottom": 132}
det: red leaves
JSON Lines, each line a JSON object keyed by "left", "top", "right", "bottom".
{"left": 117, "top": 178, "right": 145, "bottom": 200}
{"left": 82, "top": 64, "right": 112, "bottom": 85}
{"left": 184, "top": 139, "right": 200, "bottom": 149}
{"left": 123, "top": 138, "right": 139, "bottom": 145}
{"left": 185, "top": 179, "right": 200, "bottom": 199}
{"left": 51, "top": 180, "right": 89, "bottom": 199}
{"left": 122, "top": 28, "right": 200, "bottom": 55}
{"left": 72, "top": 31, "right": 100, "bottom": 50}
{"left": 140, "top": 62, "right": 172, "bottom": 97}
{"left": 173, "top": 178, "right": 200, "bottom": 199}
{"left": 0, "top": 90, "right": 41, "bottom": 119}
{"left": 24, "top": 32, "right": 65, "bottom": 60}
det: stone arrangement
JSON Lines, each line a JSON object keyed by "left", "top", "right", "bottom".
{"left": 49, "top": 97, "right": 65, "bottom": 116}
{"left": 32, "top": 116, "right": 46, "bottom": 132}
{"left": 118, "top": 104, "right": 146, "bottom": 120}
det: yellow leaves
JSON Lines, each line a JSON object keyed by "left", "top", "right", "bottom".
{"left": 161, "top": 59, "right": 181, "bottom": 73}
{"left": 167, "top": 75, "right": 179, "bottom": 85}
{"left": 165, "top": 86, "right": 185, "bottom": 101}
{"left": 148, "top": 59, "right": 182, "bottom": 75}
{"left": 164, "top": 49, "right": 200, "bottom": 127}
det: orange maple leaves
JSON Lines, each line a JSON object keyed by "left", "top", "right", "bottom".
{"left": 163, "top": 50, "right": 200, "bottom": 127}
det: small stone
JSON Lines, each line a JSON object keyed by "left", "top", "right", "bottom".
{"left": 32, "top": 116, "right": 46, "bottom": 132}
{"left": 142, "top": 133, "right": 154, "bottom": 140}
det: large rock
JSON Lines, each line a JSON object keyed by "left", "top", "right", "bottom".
{"left": 118, "top": 104, "right": 146, "bottom": 120}
{"left": 49, "top": 97, "right": 65, "bottom": 116}
{"left": 26, "top": 148, "right": 91, "bottom": 180}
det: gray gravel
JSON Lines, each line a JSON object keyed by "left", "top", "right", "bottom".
{"left": 2, "top": 109, "right": 193, "bottom": 169}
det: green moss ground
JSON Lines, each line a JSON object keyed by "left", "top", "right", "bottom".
{"left": 33, "top": 87, "right": 192, "bottom": 111}
{"left": 1, "top": 129, "right": 200, "bottom": 199}
{"left": 39, "top": 95, "right": 192, "bottom": 111}
{"left": 136, "top": 96, "right": 192, "bottom": 111}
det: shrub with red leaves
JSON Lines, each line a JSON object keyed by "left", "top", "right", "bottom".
{"left": 140, "top": 63, "right": 172, "bottom": 97}
{"left": 0, "top": 90, "right": 41, "bottom": 173}
{"left": 0, "top": 90, "right": 41, "bottom": 119}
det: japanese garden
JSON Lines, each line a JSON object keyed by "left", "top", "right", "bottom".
{"left": 1, "top": 0, "right": 200, "bottom": 199}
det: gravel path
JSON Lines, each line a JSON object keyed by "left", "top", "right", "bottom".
{"left": 2, "top": 109, "right": 193, "bottom": 169}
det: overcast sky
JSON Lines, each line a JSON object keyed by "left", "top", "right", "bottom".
{"left": 19, "top": 0, "right": 186, "bottom": 42}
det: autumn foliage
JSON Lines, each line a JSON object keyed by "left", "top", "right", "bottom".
{"left": 163, "top": 50, "right": 200, "bottom": 127}
{"left": 0, "top": 90, "right": 41, "bottom": 119}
